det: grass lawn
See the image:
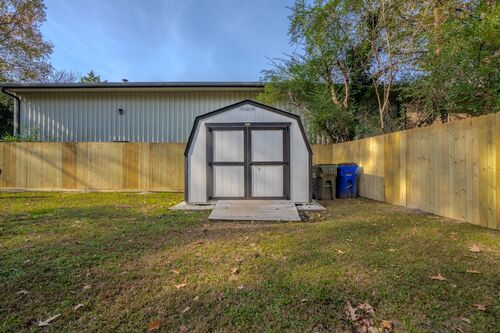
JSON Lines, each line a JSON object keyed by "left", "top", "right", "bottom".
{"left": 0, "top": 192, "right": 498, "bottom": 332}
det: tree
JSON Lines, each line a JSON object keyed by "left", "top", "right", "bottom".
{"left": 0, "top": 95, "right": 12, "bottom": 136}
{"left": 0, "top": 0, "right": 53, "bottom": 82}
{"left": 260, "top": 0, "right": 373, "bottom": 142}
{"left": 80, "top": 70, "right": 101, "bottom": 83}
{"left": 47, "top": 69, "right": 80, "bottom": 83}
{"left": 261, "top": 0, "right": 493, "bottom": 140}
{"left": 405, "top": 0, "right": 499, "bottom": 120}
{"left": 362, "top": 0, "right": 432, "bottom": 131}
{"left": 0, "top": 0, "right": 53, "bottom": 137}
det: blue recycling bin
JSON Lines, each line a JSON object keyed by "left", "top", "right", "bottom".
{"left": 336, "top": 163, "right": 359, "bottom": 198}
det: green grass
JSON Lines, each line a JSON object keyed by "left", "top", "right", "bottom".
{"left": 0, "top": 192, "right": 498, "bottom": 332}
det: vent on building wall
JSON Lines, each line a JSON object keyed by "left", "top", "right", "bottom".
{"left": 240, "top": 106, "right": 255, "bottom": 112}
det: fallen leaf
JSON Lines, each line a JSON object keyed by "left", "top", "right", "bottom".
{"left": 73, "top": 303, "right": 84, "bottom": 311}
{"left": 450, "top": 283, "right": 457, "bottom": 288}
{"left": 346, "top": 238, "right": 353, "bottom": 242}
{"left": 147, "top": 319, "right": 161, "bottom": 331}
{"left": 180, "top": 306, "right": 190, "bottom": 314}
{"left": 300, "top": 298, "right": 308, "bottom": 303}
{"left": 466, "top": 269, "right": 481, "bottom": 274}
{"left": 16, "top": 290, "right": 30, "bottom": 295}
{"left": 381, "top": 320, "right": 392, "bottom": 330}
{"left": 237, "top": 285, "right": 244, "bottom": 290}
{"left": 468, "top": 244, "right": 481, "bottom": 253}
{"left": 231, "top": 267, "right": 240, "bottom": 275}
{"left": 429, "top": 273, "right": 447, "bottom": 281}
{"left": 388, "top": 248, "right": 396, "bottom": 252}
{"left": 216, "top": 292, "right": 225, "bottom": 301}
{"left": 193, "top": 295, "right": 199, "bottom": 301}
{"left": 38, "top": 314, "right": 61, "bottom": 327}
{"left": 83, "top": 284, "right": 92, "bottom": 290}
{"left": 346, "top": 302, "right": 358, "bottom": 321}
{"left": 336, "top": 249, "right": 345, "bottom": 254}
{"left": 235, "top": 257, "right": 243, "bottom": 263}
{"left": 473, "top": 303, "right": 487, "bottom": 311}
{"left": 175, "top": 283, "right": 187, "bottom": 289}
{"left": 459, "top": 317, "right": 471, "bottom": 324}
{"left": 179, "top": 324, "right": 189, "bottom": 332}
{"left": 170, "top": 269, "right": 180, "bottom": 275}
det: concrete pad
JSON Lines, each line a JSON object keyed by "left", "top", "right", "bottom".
{"left": 296, "top": 201, "right": 327, "bottom": 211}
{"left": 169, "top": 201, "right": 215, "bottom": 211}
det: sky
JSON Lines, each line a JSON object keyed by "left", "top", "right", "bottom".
{"left": 41, "top": 0, "right": 296, "bottom": 82}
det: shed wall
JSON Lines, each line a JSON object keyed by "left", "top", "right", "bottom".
{"left": 19, "top": 91, "right": 261, "bottom": 142}
{"left": 187, "top": 105, "right": 310, "bottom": 203}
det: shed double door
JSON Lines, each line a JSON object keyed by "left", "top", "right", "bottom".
{"left": 207, "top": 123, "right": 290, "bottom": 200}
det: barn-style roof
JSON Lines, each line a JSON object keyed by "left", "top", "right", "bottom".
{"left": 184, "top": 99, "right": 312, "bottom": 156}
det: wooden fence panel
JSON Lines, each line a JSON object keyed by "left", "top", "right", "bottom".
{"left": 311, "top": 114, "right": 498, "bottom": 231}
{"left": 496, "top": 112, "right": 500, "bottom": 230}
{"left": 0, "top": 114, "right": 497, "bottom": 230}
{"left": 0, "top": 142, "right": 186, "bottom": 192}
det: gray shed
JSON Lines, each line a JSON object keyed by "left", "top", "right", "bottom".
{"left": 184, "top": 100, "right": 312, "bottom": 204}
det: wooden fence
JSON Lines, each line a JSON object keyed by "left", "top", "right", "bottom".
{"left": 312, "top": 113, "right": 499, "bottom": 230}
{"left": 0, "top": 113, "right": 498, "bottom": 230}
{"left": 0, "top": 143, "right": 185, "bottom": 191}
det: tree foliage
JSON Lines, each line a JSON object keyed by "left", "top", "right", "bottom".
{"left": 260, "top": 0, "right": 499, "bottom": 142}
{"left": 405, "top": 0, "right": 499, "bottom": 120}
{"left": 80, "top": 70, "right": 101, "bottom": 83}
{"left": 0, "top": 0, "right": 53, "bottom": 82}
{"left": 0, "top": 0, "right": 53, "bottom": 137}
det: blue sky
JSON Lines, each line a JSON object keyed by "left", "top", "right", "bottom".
{"left": 42, "top": 0, "right": 296, "bottom": 82}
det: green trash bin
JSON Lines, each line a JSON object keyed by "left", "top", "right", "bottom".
{"left": 312, "top": 164, "right": 337, "bottom": 200}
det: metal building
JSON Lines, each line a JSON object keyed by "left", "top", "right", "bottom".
{"left": 184, "top": 100, "right": 312, "bottom": 204}
{"left": 0, "top": 82, "right": 272, "bottom": 142}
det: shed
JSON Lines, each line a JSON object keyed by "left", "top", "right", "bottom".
{"left": 184, "top": 100, "right": 312, "bottom": 204}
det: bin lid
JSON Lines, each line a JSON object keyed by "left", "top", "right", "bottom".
{"left": 315, "top": 164, "right": 337, "bottom": 175}
{"left": 337, "top": 163, "right": 358, "bottom": 174}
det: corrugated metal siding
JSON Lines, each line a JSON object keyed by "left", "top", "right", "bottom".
{"left": 19, "top": 91, "right": 262, "bottom": 142}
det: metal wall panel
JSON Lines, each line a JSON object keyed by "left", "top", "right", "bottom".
{"left": 18, "top": 91, "right": 261, "bottom": 142}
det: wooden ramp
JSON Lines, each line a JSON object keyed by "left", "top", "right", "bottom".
{"left": 209, "top": 200, "right": 301, "bottom": 221}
